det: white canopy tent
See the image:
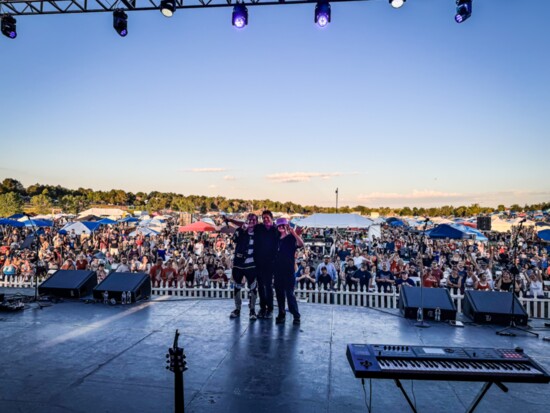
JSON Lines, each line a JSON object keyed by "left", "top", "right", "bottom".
{"left": 295, "top": 213, "right": 373, "bottom": 229}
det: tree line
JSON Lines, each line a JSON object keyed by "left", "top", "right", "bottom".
{"left": 0, "top": 178, "right": 548, "bottom": 218}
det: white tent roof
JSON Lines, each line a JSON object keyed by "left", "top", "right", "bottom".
{"left": 78, "top": 208, "right": 126, "bottom": 218}
{"left": 295, "top": 213, "right": 373, "bottom": 229}
{"left": 61, "top": 222, "right": 93, "bottom": 235}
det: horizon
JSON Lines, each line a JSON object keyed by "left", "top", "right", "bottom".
{"left": 1, "top": 0, "right": 549, "bottom": 208}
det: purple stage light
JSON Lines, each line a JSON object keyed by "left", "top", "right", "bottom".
{"left": 113, "top": 10, "right": 128, "bottom": 37}
{"left": 232, "top": 4, "right": 248, "bottom": 29}
{"left": 1, "top": 15, "right": 17, "bottom": 39}
{"left": 314, "top": 2, "right": 331, "bottom": 28}
{"left": 455, "top": 0, "right": 472, "bottom": 24}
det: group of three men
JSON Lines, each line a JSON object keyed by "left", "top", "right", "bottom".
{"left": 227, "top": 210, "right": 303, "bottom": 325}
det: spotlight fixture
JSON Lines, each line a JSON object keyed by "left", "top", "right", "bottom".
{"left": 389, "top": 0, "right": 405, "bottom": 9}
{"left": 232, "top": 4, "right": 248, "bottom": 29}
{"left": 1, "top": 15, "right": 17, "bottom": 39}
{"left": 455, "top": 0, "right": 472, "bottom": 23}
{"left": 314, "top": 2, "right": 331, "bottom": 28}
{"left": 113, "top": 10, "right": 128, "bottom": 37}
{"left": 160, "top": 0, "right": 176, "bottom": 18}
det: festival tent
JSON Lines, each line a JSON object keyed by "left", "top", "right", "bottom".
{"left": 201, "top": 218, "right": 217, "bottom": 227}
{"left": 0, "top": 218, "right": 25, "bottom": 227}
{"left": 23, "top": 219, "right": 53, "bottom": 228}
{"left": 129, "top": 227, "right": 159, "bottom": 237}
{"left": 367, "top": 224, "right": 382, "bottom": 241}
{"left": 97, "top": 218, "right": 117, "bottom": 225}
{"left": 119, "top": 216, "right": 139, "bottom": 223}
{"left": 427, "top": 223, "right": 478, "bottom": 240}
{"left": 178, "top": 222, "right": 217, "bottom": 232}
{"left": 458, "top": 225, "right": 488, "bottom": 242}
{"left": 294, "top": 213, "right": 373, "bottom": 229}
{"left": 8, "top": 213, "right": 25, "bottom": 219}
{"left": 490, "top": 218, "right": 513, "bottom": 233}
{"left": 538, "top": 230, "right": 550, "bottom": 242}
{"left": 78, "top": 208, "right": 126, "bottom": 219}
{"left": 59, "top": 221, "right": 100, "bottom": 235}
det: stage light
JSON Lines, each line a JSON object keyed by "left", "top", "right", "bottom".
{"left": 232, "top": 4, "right": 248, "bottom": 29}
{"left": 160, "top": 0, "right": 176, "bottom": 18}
{"left": 314, "top": 2, "right": 331, "bottom": 28}
{"left": 113, "top": 10, "right": 128, "bottom": 37}
{"left": 1, "top": 15, "right": 17, "bottom": 39}
{"left": 455, "top": 0, "right": 472, "bottom": 23}
{"left": 389, "top": 0, "right": 405, "bottom": 9}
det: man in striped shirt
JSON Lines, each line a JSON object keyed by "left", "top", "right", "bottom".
{"left": 230, "top": 214, "right": 259, "bottom": 321}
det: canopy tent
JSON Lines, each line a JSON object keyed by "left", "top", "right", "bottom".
{"left": 129, "top": 227, "right": 159, "bottom": 237}
{"left": 491, "top": 218, "right": 513, "bottom": 233}
{"left": 0, "top": 218, "right": 25, "bottom": 227}
{"left": 294, "top": 213, "right": 373, "bottom": 229}
{"left": 538, "top": 229, "right": 550, "bottom": 242}
{"left": 78, "top": 208, "right": 126, "bottom": 219}
{"left": 97, "top": 218, "right": 117, "bottom": 225}
{"left": 8, "top": 213, "right": 25, "bottom": 219}
{"left": 178, "top": 222, "right": 217, "bottom": 232}
{"left": 23, "top": 219, "right": 53, "bottom": 228}
{"left": 456, "top": 220, "right": 477, "bottom": 229}
{"left": 77, "top": 214, "right": 102, "bottom": 222}
{"left": 427, "top": 223, "right": 487, "bottom": 240}
{"left": 200, "top": 218, "right": 217, "bottom": 227}
{"left": 59, "top": 221, "right": 100, "bottom": 235}
{"left": 219, "top": 224, "right": 237, "bottom": 235}
{"left": 119, "top": 216, "right": 139, "bottom": 223}
{"left": 367, "top": 224, "right": 382, "bottom": 241}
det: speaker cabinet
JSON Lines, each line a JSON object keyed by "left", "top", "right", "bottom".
{"left": 93, "top": 272, "right": 151, "bottom": 303}
{"left": 477, "top": 216, "right": 492, "bottom": 231}
{"left": 463, "top": 290, "right": 528, "bottom": 325}
{"left": 38, "top": 270, "right": 97, "bottom": 298}
{"left": 399, "top": 287, "right": 457, "bottom": 321}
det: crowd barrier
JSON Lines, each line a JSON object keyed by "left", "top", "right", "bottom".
{"left": 2, "top": 274, "right": 549, "bottom": 319}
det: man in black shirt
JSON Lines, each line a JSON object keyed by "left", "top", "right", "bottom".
{"left": 254, "top": 210, "right": 279, "bottom": 319}
{"left": 229, "top": 214, "right": 259, "bottom": 321}
{"left": 350, "top": 262, "right": 372, "bottom": 290}
{"left": 343, "top": 257, "right": 358, "bottom": 289}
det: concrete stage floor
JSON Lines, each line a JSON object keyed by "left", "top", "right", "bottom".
{"left": 0, "top": 290, "right": 549, "bottom": 413}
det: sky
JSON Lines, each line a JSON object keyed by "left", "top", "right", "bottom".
{"left": 1, "top": 0, "right": 549, "bottom": 209}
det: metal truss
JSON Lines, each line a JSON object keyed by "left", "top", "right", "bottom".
{"left": 0, "top": 0, "right": 370, "bottom": 17}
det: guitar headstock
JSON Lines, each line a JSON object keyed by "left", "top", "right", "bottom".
{"left": 166, "top": 329, "right": 188, "bottom": 373}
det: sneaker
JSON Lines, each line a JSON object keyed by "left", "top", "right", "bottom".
{"left": 293, "top": 317, "right": 301, "bottom": 325}
{"left": 275, "top": 314, "right": 286, "bottom": 324}
{"left": 257, "top": 309, "right": 266, "bottom": 319}
{"left": 249, "top": 311, "right": 257, "bottom": 321}
{"left": 265, "top": 310, "right": 273, "bottom": 319}
{"left": 230, "top": 309, "right": 240, "bottom": 319}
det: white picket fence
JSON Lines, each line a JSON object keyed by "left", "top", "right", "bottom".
{"left": 2, "top": 275, "right": 549, "bottom": 319}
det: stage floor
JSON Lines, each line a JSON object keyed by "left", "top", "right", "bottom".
{"left": 0, "top": 290, "right": 549, "bottom": 413}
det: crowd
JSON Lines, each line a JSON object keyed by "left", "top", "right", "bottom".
{"left": 1, "top": 215, "right": 549, "bottom": 302}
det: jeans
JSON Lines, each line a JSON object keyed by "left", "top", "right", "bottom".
{"left": 274, "top": 272, "right": 300, "bottom": 319}
{"left": 257, "top": 261, "right": 274, "bottom": 312}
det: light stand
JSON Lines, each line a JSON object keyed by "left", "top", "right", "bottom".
{"left": 415, "top": 218, "right": 430, "bottom": 328}
{"left": 496, "top": 220, "right": 538, "bottom": 338}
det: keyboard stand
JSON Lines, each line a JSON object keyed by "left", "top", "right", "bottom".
{"left": 466, "top": 381, "right": 508, "bottom": 413}
{"left": 393, "top": 380, "right": 509, "bottom": 413}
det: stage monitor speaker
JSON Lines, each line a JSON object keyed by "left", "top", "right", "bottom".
{"left": 399, "top": 287, "right": 457, "bottom": 321}
{"left": 477, "top": 216, "right": 491, "bottom": 231}
{"left": 93, "top": 272, "right": 151, "bottom": 303}
{"left": 38, "top": 270, "right": 97, "bottom": 298}
{"left": 463, "top": 290, "right": 528, "bottom": 326}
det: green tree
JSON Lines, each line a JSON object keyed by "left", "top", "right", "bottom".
{"left": 0, "top": 192, "right": 24, "bottom": 217}
{"left": 30, "top": 194, "right": 53, "bottom": 214}
{"left": 59, "top": 195, "right": 90, "bottom": 214}
{"left": 1, "top": 178, "right": 25, "bottom": 195}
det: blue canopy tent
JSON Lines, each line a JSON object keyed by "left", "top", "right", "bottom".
{"left": 0, "top": 218, "right": 25, "bottom": 227}
{"left": 538, "top": 229, "right": 550, "bottom": 242}
{"left": 24, "top": 219, "right": 53, "bottom": 228}
{"left": 59, "top": 221, "right": 100, "bottom": 235}
{"left": 118, "top": 216, "right": 139, "bottom": 223}
{"left": 97, "top": 218, "right": 117, "bottom": 225}
{"left": 427, "top": 224, "right": 471, "bottom": 239}
{"left": 8, "top": 213, "right": 25, "bottom": 219}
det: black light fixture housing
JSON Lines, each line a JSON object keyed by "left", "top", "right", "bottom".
{"left": 455, "top": 0, "right": 472, "bottom": 23}
{"left": 113, "top": 10, "right": 128, "bottom": 37}
{"left": 160, "top": 0, "right": 176, "bottom": 18}
{"left": 1, "top": 15, "right": 17, "bottom": 39}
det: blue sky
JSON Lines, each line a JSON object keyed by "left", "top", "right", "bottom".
{"left": 1, "top": 0, "right": 549, "bottom": 208}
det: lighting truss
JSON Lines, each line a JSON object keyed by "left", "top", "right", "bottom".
{"left": 0, "top": 0, "right": 373, "bottom": 17}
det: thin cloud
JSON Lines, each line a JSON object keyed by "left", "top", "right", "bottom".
{"left": 208, "top": 184, "right": 218, "bottom": 189}
{"left": 223, "top": 175, "right": 236, "bottom": 181}
{"left": 185, "top": 168, "right": 227, "bottom": 173}
{"left": 266, "top": 172, "right": 342, "bottom": 183}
